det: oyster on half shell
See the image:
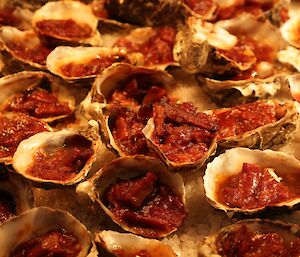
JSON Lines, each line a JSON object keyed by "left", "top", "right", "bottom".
{"left": 77, "top": 155, "right": 187, "bottom": 238}
{"left": 204, "top": 147, "right": 300, "bottom": 215}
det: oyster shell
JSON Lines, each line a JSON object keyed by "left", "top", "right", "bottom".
{"left": 0, "top": 112, "right": 51, "bottom": 164}
{"left": 82, "top": 63, "right": 175, "bottom": 156}
{"left": 46, "top": 46, "right": 131, "bottom": 80}
{"left": 32, "top": 1, "right": 101, "bottom": 46}
{"left": 174, "top": 14, "right": 285, "bottom": 75}
{"left": 12, "top": 125, "right": 99, "bottom": 186}
{"left": 95, "top": 230, "right": 177, "bottom": 257}
{"left": 0, "top": 207, "right": 97, "bottom": 257}
{"left": 0, "top": 171, "right": 34, "bottom": 224}
{"left": 199, "top": 219, "right": 300, "bottom": 257}
{"left": 288, "top": 73, "right": 300, "bottom": 102}
{"left": 211, "top": 99, "right": 298, "bottom": 149}
{"left": 0, "top": 26, "right": 53, "bottom": 69}
{"left": 77, "top": 155, "right": 187, "bottom": 238}
{"left": 204, "top": 147, "right": 300, "bottom": 215}
{"left": 278, "top": 46, "right": 300, "bottom": 72}
{"left": 0, "top": 71, "right": 75, "bottom": 122}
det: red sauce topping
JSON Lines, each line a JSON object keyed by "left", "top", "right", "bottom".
{"left": 0, "top": 191, "right": 16, "bottom": 224}
{"left": 60, "top": 55, "right": 128, "bottom": 77}
{"left": 113, "top": 249, "right": 151, "bottom": 257}
{"left": 0, "top": 114, "right": 49, "bottom": 159}
{"left": 104, "top": 172, "right": 186, "bottom": 238}
{"left": 6, "top": 41, "right": 53, "bottom": 65}
{"left": 183, "top": 0, "right": 215, "bottom": 16}
{"left": 217, "top": 224, "right": 300, "bottom": 257}
{"left": 114, "top": 27, "right": 176, "bottom": 65}
{"left": 4, "top": 89, "right": 73, "bottom": 119}
{"left": 26, "top": 135, "right": 93, "bottom": 182}
{"left": 213, "top": 101, "right": 278, "bottom": 139}
{"left": 35, "top": 19, "right": 93, "bottom": 39}
{"left": 217, "top": 163, "right": 299, "bottom": 209}
{"left": 108, "top": 76, "right": 167, "bottom": 155}
{"left": 152, "top": 100, "right": 217, "bottom": 163}
{"left": 0, "top": 8, "right": 19, "bottom": 26}
{"left": 11, "top": 230, "right": 82, "bottom": 257}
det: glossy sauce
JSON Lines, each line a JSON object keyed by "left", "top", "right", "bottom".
{"left": 0, "top": 114, "right": 49, "bottom": 158}
{"left": 6, "top": 41, "right": 53, "bottom": 65}
{"left": 152, "top": 100, "right": 217, "bottom": 163}
{"left": 114, "top": 27, "right": 176, "bottom": 65}
{"left": 0, "top": 191, "right": 16, "bottom": 223}
{"left": 0, "top": 8, "right": 19, "bottom": 26}
{"left": 11, "top": 229, "right": 82, "bottom": 257}
{"left": 217, "top": 224, "right": 300, "bottom": 257}
{"left": 4, "top": 89, "right": 73, "bottom": 118}
{"left": 183, "top": 0, "right": 215, "bottom": 15}
{"left": 217, "top": 163, "right": 300, "bottom": 209}
{"left": 35, "top": 19, "right": 93, "bottom": 39}
{"left": 104, "top": 172, "right": 186, "bottom": 238}
{"left": 213, "top": 101, "right": 277, "bottom": 139}
{"left": 26, "top": 135, "right": 93, "bottom": 182}
{"left": 59, "top": 55, "right": 128, "bottom": 77}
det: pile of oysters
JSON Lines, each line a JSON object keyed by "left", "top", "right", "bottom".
{"left": 0, "top": 0, "right": 300, "bottom": 256}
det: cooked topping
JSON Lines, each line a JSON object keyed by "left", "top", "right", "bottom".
{"left": 0, "top": 8, "right": 19, "bottom": 26}
{"left": 35, "top": 19, "right": 93, "bottom": 39}
{"left": 0, "top": 191, "right": 16, "bottom": 223}
{"left": 217, "top": 224, "right": 300, "bottom": 257}
{"left": 114, "top": 27, "right": 176, "bottom": 65}
{"left": 151, "top": 100, "right": 217, "bottom": 163}
{"left": 183, "top": 0, "right": 215, "bottom": 16}
{"left": 4, "top": 89, "right": 73, "bottom": 119}
{"left": 213, "top": 101, "right": 277, "bottom": 139}
{"left": 6, "top": 41, "right": 53, "bottom": 65}
{"left": 25, "top": 135, "right": 93, "bottom": 182}
{"left": 104, "top": 172, "right": 186, "bottom": 238}
{"left": 0, "top": 114, "right": 49, "bottom": 159}
{"left": 217, "top": 163, "right": 300, "bottom": 209}
{"left": 59, "top": 55, "right": 128, "bottom": 77}
{"left": 11, "top": 229, "right": 82, "bottom": 257}
{"left": 112, "top": 249, "right": 151, "bottom": 257}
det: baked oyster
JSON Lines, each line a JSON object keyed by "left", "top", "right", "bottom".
{"left": 199, "top": 219, "right": 300, "bottom": 257}
{"left": 12, "top": 125, "right": 99, "bottom": 186}
{"left": 280, "top": 15, "right": 300, "bottom": 49}
{"left": 77, "top": 155, "right": 187, "bottom": 238}
{"left": 0, "top": 207, "right": 97, "bottom": 257}
{"left": 204, "top": 147, "right": 300, "bottom": 215}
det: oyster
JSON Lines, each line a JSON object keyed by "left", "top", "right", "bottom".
{"left": 82, "top": 63, "right": 175, "bottom": 156}
{"left": 174, "top": 14, "right": 286, "bottom": 75}
{"left": 278, "top": 46, "right": 300, "bottom": 72}
{"left": 204, "top": 147, "right": 300, "bottom": 215}
{"left": 211, "top": 99, "right": 298, "bottom": 149}
{"left": 142, "top": 100, "right": 218, "bottom": 170}
{"left": 0, "top": 26, "right": 53, "bottom": 69}
{"left": 77, "top": 155, "right": 187, "bottom": 238}
{"left": 0, "top": 112, "right": 51, "bottom": 164}
{"left": 95, "top": 230, "right": 177, "bottom": 257}
{"left": 12, "top": 125, "right": 99, "bottom": 186}
{"left": 32, "top": 1, "right": 101, "bottom": 46}
{"left": 0, "top": 207, "right": 97, "bottom": 257}
{"left": 288, "top": 73, "right": 300, "bottom": 102}
{"left": 280, "top": 15, "right": 300, "bottom": 49}
{"left": 0, "top": 171, "right": 34, "bottom": 224}
{"left": 199, "top": 219, "right": 300, "bottom": 257}
{"left": 0, "top": 71, "right": 75, "bottom": 122}
{"left": 46, "top": 46, "right": 130, "bottom": 80}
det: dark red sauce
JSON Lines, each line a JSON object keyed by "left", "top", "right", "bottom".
{"left": 114, "top": 27, "right": 176, "bottom": 65}
{"left": 0, "top": 114, "right": 49, "bottom": 159}
{"left": 104, "top": 172, "right": 186, "bottom": 238}
{"left": 0, "top": 8, "right": 19, "bottom": 26}
{"left": 11, "top": 229, "right": 82, "bottom": 257}
{"left": 60, "top": 55, "right": 128, "bottom": 77}
{"left": 213, "top": 101, "right": 278, "bottom": 139}
{"left": 217, "top": 163, "right": 300, "bottom": 209}
{"left": 4, "top": 88, "right": 73, "bottom": 118}
{"left": 152, "top": 100, "right": 217, "bottom": 163}
{"left": 183, "top": 0, "right": 215, "bottom": 16}
{"left": 217, "top": 224, "right": 300, "bottom": 257}
{"left": 26, "top": 135, "right": 93, "bottom": 182}
{"left": 112, "top": 249, "right": 151, "bottom": 257}
{"left": 0, "top": 191, "right": 16, "bottom": 223}
{"left": 6, "top": 41, "right": 53, "bottom": 65}
{"left": 35, "top": 19, "right": 93, "bottom": 39}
